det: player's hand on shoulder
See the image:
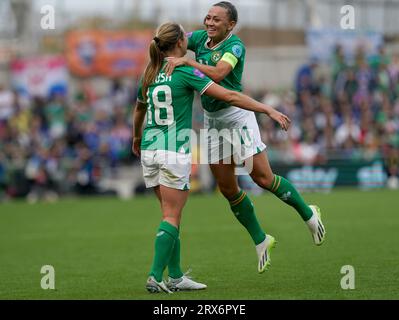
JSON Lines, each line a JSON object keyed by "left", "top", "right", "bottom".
{"left": 164, "top": 57, "right": 188, "bottom": 76}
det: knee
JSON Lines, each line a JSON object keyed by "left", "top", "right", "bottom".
{"left": 162, "top": 205, "right": 181, "bottom": 225}
{"left": 253, "top": 174, "right": 274, "bottom": 190}
{"left": 218, "top": 183, "right": 239, "bottom": 199}
{"left": 162, "top": 213, "right": 180, "bottom": 227}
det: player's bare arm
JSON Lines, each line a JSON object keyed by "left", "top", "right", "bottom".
{"left": 132, "top": 101, "right": 147, "bottom": 157}
{"left": 204, "top": 84, "right": 291, "bottom": 131}
{"left": 164, "top": 57, "right": 232, "bottom": 83}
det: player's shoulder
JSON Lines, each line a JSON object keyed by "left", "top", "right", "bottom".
{"left": 174, "top": 65, "right": 208, "bottom": 80}
{"left": 227, "top": 34, "right": 245, "bottom": 47}
{"left": 187, "top": 29, "right": 208, "bottom": 41}
{"left": 174, "top": 65, "right": 201, "bottom": 75}
{"left": 173, "top": 65, "right": 193, "bottom": 73}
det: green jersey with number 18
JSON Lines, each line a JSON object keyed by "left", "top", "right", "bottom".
{"left": 187, "top": 30, "right": 245, "bottom": 113}
{"left": 137, "top": 62, "right": 213, "bottom": 153}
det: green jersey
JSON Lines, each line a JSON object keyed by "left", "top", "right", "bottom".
{"left": 187, "top": 30, "right": 246, "bottom": 112}
{"left": 137, "top": 63, "right": 213, "bottom": 153}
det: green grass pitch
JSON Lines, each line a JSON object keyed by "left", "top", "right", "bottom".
{"left": 0, "top": 189, "right": 398, "bottom": 300}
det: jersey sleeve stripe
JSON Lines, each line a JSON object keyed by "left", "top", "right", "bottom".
{"left": 200, "top": 81, "right": 215, "bottom": 95}
{"left": 221, "top": 52, "right": 238, "bottom": 69}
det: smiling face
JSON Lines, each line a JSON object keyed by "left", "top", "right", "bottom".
{"left": 204, "top": 5, "right": 236, "bottom": 43}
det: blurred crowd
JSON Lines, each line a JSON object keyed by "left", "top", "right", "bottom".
{"left": 257, "top": 44, "right": 399, "bottom": 179}
{"left": 1, "top": 44, "right": 399, "bottom": 201}
{"left": 0, "top": 79, "right": 137, "bottom": 201}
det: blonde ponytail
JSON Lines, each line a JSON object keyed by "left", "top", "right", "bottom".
{"left": 141, "top": 23, "right": 185, "bottom": 100}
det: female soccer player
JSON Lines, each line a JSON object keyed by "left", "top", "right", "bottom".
{"left": 164, "top": 1, "right": 326, "bottom": 270}
{"left": 133, "top": 22, "right": 290, "bottom": 293}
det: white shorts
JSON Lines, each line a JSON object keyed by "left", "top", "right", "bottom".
{"left": 141, "top": 150, "right": 191, "bottom": 190}
{"left": 204, "top": 107, "right": 266, "bottom": 164}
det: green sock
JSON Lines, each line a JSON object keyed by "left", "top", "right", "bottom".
{"left": 149, "top": 221, "right": 179, "bottom": 282}
{"left": 268, "top": 175, "right": 313, "bottom": 221}
{"left": 229, "top": 190, "right": 266, "bottom": 245}
{"left": 168, "top": 234, "right": 184, "bottom": 279}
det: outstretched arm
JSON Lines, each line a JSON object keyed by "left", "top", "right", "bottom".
{"left": 164, "top": 57, "right": 232, "bottom": 83}
{"left": 132, "top": 101, "right": 147, "bottom": 157}
{"left": 204, "top": 84, "right": 291, "bottom": 131}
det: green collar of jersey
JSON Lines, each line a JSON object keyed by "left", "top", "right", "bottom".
{"left": 205, "top": 32, "right": 233, "bottom": 50}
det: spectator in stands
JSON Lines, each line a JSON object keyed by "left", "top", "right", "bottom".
{"left": 334, "top": 114, "right": 361, "bottom": 148}
{"left": 331, "top": 44, "right": 347, "bottom": 86}
{"left": 2, "top": 38, "right": 399, "bottom": 199}
{"left": 0, "top": 85, "right": 14, "bottom": 121}
{"left": 295, "top": 57, "right": 319, "bottom": 98}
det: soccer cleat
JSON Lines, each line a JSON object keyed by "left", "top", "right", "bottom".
{"left": 256, "top": 235, "right": 276, "bottom": 273}
{"left": 146, "top": 276, "right": 173, "bottom": 294}
{"left": 166, "top": 270, "right": 207, "bottom": 291}
{"left": 308, "top": 205, "right": 326, "bottom": 246}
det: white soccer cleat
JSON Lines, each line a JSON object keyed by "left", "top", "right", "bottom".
{"left": 307, "top": 205, "right": 326, "bottom": 246}
{"left": 166, "top": 270, "right": 207, "bottom": 291}
{"left": 256, "top": 235, "right": 276, "bottom": 273}
{"left": 146, "top": 276, "right": 173, "bottom": 294}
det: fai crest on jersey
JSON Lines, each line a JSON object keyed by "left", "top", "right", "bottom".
{"left": 211, "top": 51, "right": 222, "bottom": 63}
{"left": 232, "top": 45, "right": 242, "bottom": 58}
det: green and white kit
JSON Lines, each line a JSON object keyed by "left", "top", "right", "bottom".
{"left": 137, "top": 62, "right": 213, "bottom": 190}
{"left": 188, "top": 30, "right": 266, "bottom": 163}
